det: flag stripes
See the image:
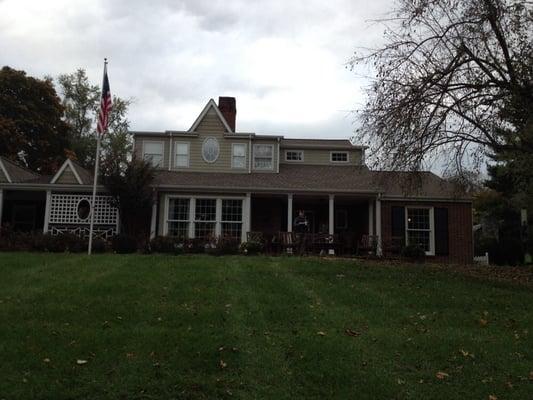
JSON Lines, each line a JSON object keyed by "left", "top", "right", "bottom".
{"left": 97, "top": 63, "right": 112, "bottom": 135}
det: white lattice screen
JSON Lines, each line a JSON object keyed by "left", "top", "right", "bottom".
{"left": 49, "top": 194, "right": 118, "bottom": 225}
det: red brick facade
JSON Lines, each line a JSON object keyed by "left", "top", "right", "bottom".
{"left": 380, "top": 201, "right": 473, "bottom": 264}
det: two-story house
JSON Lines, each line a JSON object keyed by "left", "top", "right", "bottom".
{"left": 0, "top": 97, "right": 473, "bottom": 263}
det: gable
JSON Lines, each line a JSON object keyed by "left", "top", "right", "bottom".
{"left": 55, "top": 165, "right": 81, "bottom": 184}
{"left": 195, "top": 108, "right": 227, "bottom": 132}
{"left": 0, "top": 163, "right": 9, "bottom": 182}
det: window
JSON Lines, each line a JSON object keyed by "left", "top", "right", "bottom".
{"left": 406, "top": 207, "right": 434, "bottom": 255}
{"left": 168, "top": 198, "right": 190, "bottom": 239}
{"left": 330, "top": 152, "right": 348, "bottom": 163}
{"left": 232, "top": 143, "right": 247, "bottom": 169}
{"left": 221, "top": 199, "right": 243, "bottom": 239}
{"left": 195, "top": 198, "right": 216, "bottom": 239}
{"left": 253, "top": 144, "right": 274, "bottom": 170}
{"left": 202, "top": 137, "right": 220, "bottom": 163}
{"left": 143, "top": 141, "right": 164, "bottom": 167}
{"left": 285, "top": 150, "right": 304, "bottom": 162}
{"left": 175, "top": 142, "right": 189, "bottom": 168}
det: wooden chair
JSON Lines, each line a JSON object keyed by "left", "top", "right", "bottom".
{"left": 278, "top": 232, "right": 296, "bottom": 254}
{"left": 246, "top": 231, "right": 264, "bottom": 243}
{"left": 356, "top": 234, "right": 378, "bottom": 256}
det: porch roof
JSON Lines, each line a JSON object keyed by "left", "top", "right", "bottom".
{"left": 153, "top": 164, "right": 468, "bottom": 200}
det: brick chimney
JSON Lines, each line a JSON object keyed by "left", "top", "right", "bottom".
{"left": 218, "top": 96, "right": 236, "bottom": 132}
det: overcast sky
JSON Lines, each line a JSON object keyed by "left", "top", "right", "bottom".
{"left": 0, "top": 0, "right": 391, "bottom": 139}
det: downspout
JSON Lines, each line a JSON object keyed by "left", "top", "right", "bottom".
{"left": 248, "top": 134, "right": 252, "bottom": 174}
{"left": 168, "top": 131, "right": 172, "bottom": 171}
{"left": 276, "top": 137, "right": 280, "bottom": 173}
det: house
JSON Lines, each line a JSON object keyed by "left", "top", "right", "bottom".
{"left": 0, "top": 97, "right": 473, "bottom": 263}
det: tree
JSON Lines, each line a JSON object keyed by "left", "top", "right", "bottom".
{"left": 0, "top": 66, "right": 70, "bottom": 173}
{"left": 349, "top": 0, "right": 532, "bottom": 174}
{"left": 102, "top": 158, "right": 155, "bottom": 238}
{"left": 56, "top": 69, "right": 133, "bottom": 170}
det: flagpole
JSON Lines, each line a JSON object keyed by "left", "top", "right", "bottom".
{"left": 88, "top": 58, "right": 108, "bottom": 255}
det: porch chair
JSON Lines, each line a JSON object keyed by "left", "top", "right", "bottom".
{"left": 278, "top": 231, "right": 296, "bottom": 254}
{"left": 246, "top": 231, "right": 264, "bottom": 243}
{"left": 356, "top": 234, "right": 378, "bottom": 257}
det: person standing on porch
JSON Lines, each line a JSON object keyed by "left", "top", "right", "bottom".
{"left": 293, "top": 210, "right": 308, "bottom": 255}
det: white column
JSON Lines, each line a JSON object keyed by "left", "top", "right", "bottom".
{"left": 287, "top": 194, "right": 293, "bottom": 232}
{"left": 0, "top": 189, "right": 3, "bottom": 231}
{"left": 149, "top": 198, "right": 157, "bottom": 239}
{"left": 328, "top": 194, "right": 335, "bottom": 255}
{"left": 368, "top": 200, "right": 374, "bottom": 235}
{"left": 43, "top": 190, "right": 52, "bottom": 233}
{"left": 328, "top": 194, "right": 335, "bottom": 235}
{"left": 215, "top": 198, "right": 222, "bottom": 237}
{"left": 188, "top": 197, "right": 196, "bottom": 239}
{"left": 375, "top": 197, "right": 382, "bottom": 256}
{"left": 241, "top": 193, "right": 251, "bottom": 243}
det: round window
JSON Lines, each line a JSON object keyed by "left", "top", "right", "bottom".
{"left": 77, "top": 199, "right": 91, "bottom": 220}
{"left": 202, "top": 137, "right": 220, "bottom": 163}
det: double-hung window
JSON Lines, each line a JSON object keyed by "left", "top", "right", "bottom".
{"left": 221, "top": 199, "right": 243, "bottom": 239}
{"left": 194, "top": 199, "right": 217, "bottom": 239}
{"left": 406, "top": 207, "right": 434, "bottom": 255}
{"left": 167, "top": 198, "right": 190, "bottom": 239}
{"left": 175, "top": 142, "right": 189, "bottom": 168}
{"left": 232, "top": 143, "right": 247, "bottom": 169}
{"left": 253, "top": 144, "right": 274, "bottom": 170}
{"left": 143, "top": 142, "right": 164, "bottom": 167}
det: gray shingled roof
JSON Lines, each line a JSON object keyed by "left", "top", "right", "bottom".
{"left": 153, "top": 164, "right": 467, "bottom": 199}
{"left": 69, "top": 159, "right": 94, "bottom": 185}
{"left": 0, "top": 156, "right": 39, "bottom": 183}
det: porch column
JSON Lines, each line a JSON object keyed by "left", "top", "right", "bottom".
{"left": 368, "top": 200, "right": 374, "bottom": 235}
{"left": 328, "top": 194, "right": 335, "bottom": 255}
{"left": 0, "top": 189, "right": 3, "bottom": 231}
{"left": 375, "top": 197, "right": 382, "bottom": 256}
{"left": 149, "top": 198, "right": 157, "bottom": 239}
{"left": 188, "top": 197, "right": 196, "bottom": 238}
{"left": 241, "top": 193, "right": 251, "bottom": 243}
{"left": 43, "top": 190, "right": 52, "bottom": 233}
{"left": 287, "top": 194, "right": 293, "bottom": 232}
{"left": 215, "top": 198, "right": 222, "bottom": 237}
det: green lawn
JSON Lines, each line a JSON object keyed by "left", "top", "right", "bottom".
{"left": 0, "top": 253, "right": 532, "bottom": 399}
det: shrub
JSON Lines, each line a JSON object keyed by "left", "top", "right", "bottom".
{"left": 150, "top": 236, "right": 184, "bottom": 255}
{"left": 91, "top": 238, "right": 108, "bottom": 253}
{"left": 207, "top": 238, "right": 240, "bottom": 256}
{"left": 239, "top": 240, "right": 263, "bottom": 255}
{"left": 112, "top": 234, "right": 138, "bottom": 254}
{"left": 401, "top": 244, "right": 426, "bottom": 263}
{"left": 184, "top": 238, "right": 205, "bottom": 254}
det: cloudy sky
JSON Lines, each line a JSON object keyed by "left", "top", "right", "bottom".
{"left": 0, "top": 0, "right": 390, "bottom": 139}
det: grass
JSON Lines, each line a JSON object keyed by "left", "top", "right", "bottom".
{"left": 0, "top": 253, "right": 532, "bottom": 399}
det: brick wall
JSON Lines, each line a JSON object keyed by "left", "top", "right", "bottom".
{"left": 380, "top": 201, "right": 473, "bottom": 264}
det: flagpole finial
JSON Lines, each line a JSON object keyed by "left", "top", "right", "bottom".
{"left": 104, "top": 58, "right": 107, "bottom": 64}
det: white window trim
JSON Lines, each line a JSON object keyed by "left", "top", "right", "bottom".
{"left": 174, "top": 141, "right": 190, "bottom": 168}
{"left": 285, "top": 150, "right": 304, "bottom": 162}
{"left": 231, "top": 143, "right": 247, "bottom": 169}
{"left": 164, "top": 195, "right": 245, "bottom": 238}
{"left": 330, "top": 151, "right": 349, "bottom": 163}
{"left": 166, "top": 197, "right": 191, "bottom": 238}
{"left": 405, "top": 206, "right": 435, "bottom": 256}
{"left": 202, "top": 137, "right": 220, "bottom": 164}
{"left": 253, "top": 144, "right": 275, "bottom": 171}
{"left": 142, "top": 140, "right": 165, "bottom": 168}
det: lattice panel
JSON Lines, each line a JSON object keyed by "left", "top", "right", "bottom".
{"left": 49, "top": 194, "right": 118, "bottom": 225}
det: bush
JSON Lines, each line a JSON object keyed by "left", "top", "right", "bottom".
{"left": 112, "top": 235, "right": 138, "bottom": 254}
{"left": 91, "top": 238, "right": 108, "bottom": 253}
{"left": 401, "top": 244, "right": 426, "bottom": 263}
{"left": 239, "top": 240, "right": 263, "bottom": 255}
{"left": 150, "top": 236, "right": 184, "bottom": 255}
{"left": 184, "top": 238, "right": 206, "bottom": 254}
{"left": 206, "top": 238, "right": 240, "bottom": 256}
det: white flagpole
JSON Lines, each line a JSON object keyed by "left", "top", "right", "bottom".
{"left": 87, "top": 133, "right": 101, "bottom": 255}
{"left": 88, "top": 58, "right": 108, "bottom": 255}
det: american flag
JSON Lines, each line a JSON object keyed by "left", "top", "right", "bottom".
{"left": 96, "top": 61, "right": 112, "bottom": 135}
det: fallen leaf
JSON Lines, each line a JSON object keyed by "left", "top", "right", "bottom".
{"left": 76, "top": 359, "right": 88, "bottom": 365}
{"left": 436, "top": 371, "right": 449, "bottom": 380}
{"left": 529, "top": 371, "right": 533, "bottom": 381}
{"left": 460, "top": 349, "right": 469, "bottom": 357}
{"left": 317, "top": 331, "right": 326, "bottom": 336}
{"left": 43, "top": 358, "right": 50, "bottom": 363}
{"left": 397, "top": 378, "right": 405, "bottom": 385}
{"left": 488, "top": 395, "right": 497, "bottom": 400}
{"left": 479, "top": 318, "right": 488, "bottom": 326}
{"left": 345, "top": 329, "right": 361, "bottom": 337}
{"left": 219, "top": 360, "right": 227, "bottom": 369}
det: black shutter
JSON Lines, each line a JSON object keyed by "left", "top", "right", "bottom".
{"left": 434, "top": 207, "right": 449, "bottom": 256}
{"left": 391, "top": 206, "right": 405, "bottom": 242}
